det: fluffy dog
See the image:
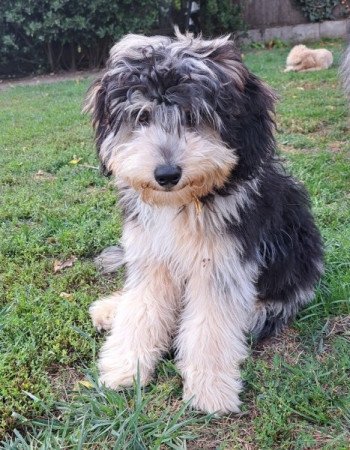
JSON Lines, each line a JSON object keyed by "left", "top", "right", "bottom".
{"left": 284, "top": 44, "right": 333, "bottom": 72}
{"left": 85, "top": 32, "right": 323, "bottom": 414}
{"left": 341, "top": 44, "right": 350, "bottom": 100}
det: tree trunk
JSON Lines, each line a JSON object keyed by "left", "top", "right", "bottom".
{"left": 47, "top": 42, "right": 54, "bottom": 72}
{"left": 70, "top": 43, "right": 76, "bottom": 71}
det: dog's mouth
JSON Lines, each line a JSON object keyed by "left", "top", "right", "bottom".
{"left": 137, "top": 179, "right": 210, "bottom": 208}
{"left": 119, "top": 165, "right": 233, "bottom": 207}
{"left": 142, "top": 182, "right": 186, "bottom": 193}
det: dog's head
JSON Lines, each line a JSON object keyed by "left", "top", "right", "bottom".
{"left": 85, "top": 32, "right": 276, "bottom": 207}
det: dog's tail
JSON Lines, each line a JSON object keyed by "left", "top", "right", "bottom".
{"left": 341, "top": 44, "right": 350, "bottom": 101}
{"left": 94, "top": 245, "right": 125, "bottom": 274}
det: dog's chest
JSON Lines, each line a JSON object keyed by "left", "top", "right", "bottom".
{"left": 134, "top": 203, "right": 218, "bottom": 272}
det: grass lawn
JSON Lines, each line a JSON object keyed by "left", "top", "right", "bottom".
{"left": 1, "top": 39, "right": 349, "bottom": 448}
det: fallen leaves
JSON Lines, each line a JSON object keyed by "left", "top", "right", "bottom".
{"left": 53, "top": 256, "right": 77, "bottom": 273}
{"left": 59, "top": 292, "right": 73, "bottom": 299}
{"left": 77, "top": 380, "right": 93, "bottom": 389}
{"left": 69, "top": 156, "right": 82, "bottom": 165}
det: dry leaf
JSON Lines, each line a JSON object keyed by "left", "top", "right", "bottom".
{"left": 59, "top": 292, "right": 73, "bottom": 299}
{"left": 53, "top": 257, "right": 77, "bottom": 273}
{"left": 69, "top": 156, "right": 82, "bottom": 165}
{"left": 77, "top": 380, "right": 93, "bottom": 389}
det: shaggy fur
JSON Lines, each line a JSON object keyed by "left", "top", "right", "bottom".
{"left": 284, "top": 44, "right": 333, "bottom": 72}
{"left": 341, "top": 43, "right": 350, "bottom": 101}
{"left": 85, "top": 31, "right": 323, "bottom": 414}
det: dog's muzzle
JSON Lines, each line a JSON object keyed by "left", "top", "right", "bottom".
{"left": 154, "top": 165, "right": 182, "bottom": 189}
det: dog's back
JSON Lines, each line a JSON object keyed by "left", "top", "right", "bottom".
{"left": 313, "top": 48, "right": 333, "bottom": 69}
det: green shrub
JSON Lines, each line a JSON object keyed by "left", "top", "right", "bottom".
{"left": 0, "top": 0, "right": 159, "bottom": 76}
{"left": 200, "top": 0, "right": 244, "bottom": 36}
{"left": 0, "top": 0, "right": 245, "bottom": 77}
{"left": 295, "top": 0, "right": 348, "bottom": 22}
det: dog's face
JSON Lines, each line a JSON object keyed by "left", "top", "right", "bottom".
{"left": 85, "top": 33, "right": 276, "bottom": 207}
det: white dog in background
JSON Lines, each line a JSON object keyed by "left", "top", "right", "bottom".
{"left": 285, "top": 44, "right": 333, "bottom": 72}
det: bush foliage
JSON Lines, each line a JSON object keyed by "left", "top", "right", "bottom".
{"left": 0, "top": 0, "right": 159, "bottom": 76}
{"left": 295, "top": 0, "right": 349, "bottom": 22}
{"left": 200, "top": 0, "right": 243, "bottom": 36}
{"left": 0, "top": 0, "right": 244, "bottom": 77}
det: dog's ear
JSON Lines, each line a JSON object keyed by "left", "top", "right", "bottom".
{"left": 84, "top": 76, "right": 112, "bottom": 176}
{"left": 198, "top": 38, "right": 277, "bottom": 180}
{"left": 225, "top": 72, "right": 277, "bottom": 181}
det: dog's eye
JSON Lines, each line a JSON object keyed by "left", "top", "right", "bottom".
{"left": 138, "top": 110, "right": 150, "bottom": 126}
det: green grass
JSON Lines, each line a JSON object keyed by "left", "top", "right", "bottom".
{"left": 1, "top": 39, "right": 349, "bottom": 448}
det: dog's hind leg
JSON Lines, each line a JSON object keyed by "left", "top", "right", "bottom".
{"left": 299, "top": 67, "right": 321, "bottom": 72}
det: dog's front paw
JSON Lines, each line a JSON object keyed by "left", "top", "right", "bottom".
{"left": 98, "top": 350, "right": 152, "bottom": 389}
{"left": 182, "top": 370, "right": 242, "bottom": 414}
{"left": 89, "top": 294, "right": 120, "bottom": 331}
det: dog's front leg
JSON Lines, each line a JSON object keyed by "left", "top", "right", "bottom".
{"left": 176, "top": 260, "right": 254, "bottom": 414}
{"left": 97, "top": 263, "right": 179, "bottom": 389}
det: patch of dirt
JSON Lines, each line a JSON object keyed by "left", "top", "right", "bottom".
{"left": 254, "top": 315, "right": 350, "bottom": 367}
{"left": 253, "top": 327, "right": 304, "bottom": 367}
{"left": 315, "top": 315, "right": 350, "bottom": 362}
{"left": 297, "top": 82, "right": 320, "bottom": 91}
{"left": 47, "top": 364, "right": 83, "bottom": 402}
{"left": 311, "top": 124, "right": 334, "bottom": 137}
{"left": 290, "top": 424, "right": 348, "bottom": 450}
{"left": 0, "top": 69, "right": 102, "bottom": 91}
{"left": 279, "top": 143, "right": 298, "bottom": 154}
{"left": 187, "top": 412, "right": 259, "bottom": 450}
{"left": 33, "top": 170, "right": 57, "bottom": 181}
{"left": 326, "top": 315, "right": 350, "bottom": 336}
{"left": 327, "top": 141, "right": 345, "bottom": 153}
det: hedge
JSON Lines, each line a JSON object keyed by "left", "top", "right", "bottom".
{"left": 0, "top": 0, "right": 244, "bottom": 77}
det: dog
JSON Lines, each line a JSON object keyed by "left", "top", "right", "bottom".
{"left": 341, "top": 43, "right": 350, "bottom": 101}
{"left": 284, "top": 44, "right": 333, "bottom": 72}
{"left": 85, "top": 31, "right": 324, "bottom": 414}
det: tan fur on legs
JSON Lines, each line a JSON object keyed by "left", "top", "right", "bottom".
{"left": 175, "top": 238, "right": 256, "bottom": 414}
{"left": 98, "top": 263, "right": 180, "bottom": 388}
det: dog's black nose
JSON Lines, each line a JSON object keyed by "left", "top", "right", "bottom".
{"left": 154, "top": 165, "right": 182, "bottom": 188}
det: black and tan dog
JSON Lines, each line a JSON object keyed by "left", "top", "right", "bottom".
{"left": 85, "top": 31, "right": 323, "bottom": 414}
